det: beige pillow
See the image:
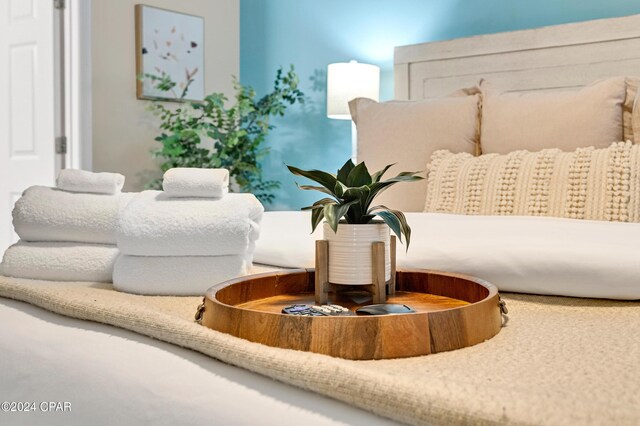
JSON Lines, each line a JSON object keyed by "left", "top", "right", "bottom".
{"left": 481, "top": 78, "right": 629, "bottom": 154}
{"left": 424, "top": 141, "right": 640, "bottom": 222}
{"left": 349, "top": 95, "right": 480, "bottom": 212}
{"left": 623, "top": 77, "right": 640, "bottom": 144}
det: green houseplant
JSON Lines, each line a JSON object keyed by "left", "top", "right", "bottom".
{"left": 143, "top": 66, "right": 304, "bottom": 204}
{"left": 287, "top": 159, "right": 423, "bottom": 285}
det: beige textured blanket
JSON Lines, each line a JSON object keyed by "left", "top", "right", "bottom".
{"left": 0, "top": 274, "right": 639, "bottom": 425}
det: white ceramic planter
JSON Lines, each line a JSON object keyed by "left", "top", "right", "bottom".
{"left": 323, "top": 222, "right": 391, "bottom": 285}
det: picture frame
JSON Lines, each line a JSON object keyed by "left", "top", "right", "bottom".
{"left": 135, "top": 4, "right": 205, "bottom": 102}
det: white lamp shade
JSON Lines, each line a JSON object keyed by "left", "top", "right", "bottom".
{"left": 327, "top": 61, "right": 380, "bottom": 120}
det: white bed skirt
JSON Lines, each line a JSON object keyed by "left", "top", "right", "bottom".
{"left": 254, "top": 211, "right": 640, "bottom": 300}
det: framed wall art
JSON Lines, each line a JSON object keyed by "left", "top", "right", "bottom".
{"left": 135, "top": 5, "right": 204, "bottom": 101}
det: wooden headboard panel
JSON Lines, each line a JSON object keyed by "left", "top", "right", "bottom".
{"left": 394, "top": 14, "right": 640, "bottom": 100}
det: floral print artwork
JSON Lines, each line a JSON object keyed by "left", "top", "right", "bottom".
{"left": 137, "top": 6, "right": 204, "bottom": 101}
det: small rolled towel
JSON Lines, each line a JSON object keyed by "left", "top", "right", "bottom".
{"left": 118, "top": 191, "right": 263, "bottom": 256}
{"left": 163, "top": 168, "right": 229, "bottom": 198}
{"left": 1, "top": 240, "right": 119, "bottom": 282}
{"left": 57, "top": 169, "right": 125, "bottom": 195}
{"left": 13, "top": 186, "right": 135, "bottom": 244}
{"left": 113, "top": 254, "right": 250, "bottom": 296}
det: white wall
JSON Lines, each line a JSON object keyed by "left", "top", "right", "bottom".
{"left": 91, "top": 0, "right": 239, "bottom": 191}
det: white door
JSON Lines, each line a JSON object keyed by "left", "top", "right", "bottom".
{"left": 0, "top": 0, "right": 57, "bottom": 253}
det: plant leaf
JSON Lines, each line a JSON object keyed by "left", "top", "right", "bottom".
{"left": 339, "top": 186, "right": 370, "bottom": 223}
{"left": 369, "top": 206, "right": 412, "bottom": 249}
{"left": 311, "top": 204, "right": 328, "bottom": 232}
{"left": 301, "top": 197, "right": 335, "bottom": 210}
{"left": 346, "top": 162, "right": 372, "bottom": 187}
{"left": 297, "top": 184, "right": 336, "bottom": 198}
{"left": 379, "top": 172, "right": 424, "bottom": 185}
{"left": 303, "top": 197, "right": 339, "bottom": 232}
{"left": 334, "top": 181, "right": 347, "bottom": 198}
{"left": 371, "top": 163, "right": 396, "bottom": 183}
{"left": 336, "top": 159, "right": 355, "bottom": 184}
{"left": 286, "top": 164, "right": 337, "bottom": 193}
{"left": 367, "top": 172, "right": 425, "bottom": 206}
{"left": 372, "top": 210, "right": 402, "bottom": 243}
{"left": 342, "top": 185, "right": 370, "bottom": 201}
{"left": 323, "top": 200, "right": 358, "bottom": 233}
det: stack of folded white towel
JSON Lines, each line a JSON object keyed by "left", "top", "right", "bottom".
{"left": 113, "top": 168, "right": 264, "bottom": 296}
{"left": 2, "top": 170, "right": 132, "bottom": 282}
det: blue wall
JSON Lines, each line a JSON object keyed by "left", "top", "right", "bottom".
{"left": 240, "top": 0, "right": 640, "bottom": 210}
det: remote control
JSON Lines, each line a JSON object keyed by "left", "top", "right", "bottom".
{"left": 311, "top": 305, "right": 349, "bottom": 314}
{"left": 355, "top": 304, "right": 416, "bottom": 316}
{"left": 281, "top": 305, "right": 327, "bottom": 316}
{"left": 282, "top": 304, "right": 352, "bottom": 316}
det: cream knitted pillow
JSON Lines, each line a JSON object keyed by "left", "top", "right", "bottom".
{"left": 424, "top": 141, "right": 640, "bottom": 222}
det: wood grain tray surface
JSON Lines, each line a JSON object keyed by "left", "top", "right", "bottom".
{"left": 201, "top": 269, "right": 502, "bottom": 360}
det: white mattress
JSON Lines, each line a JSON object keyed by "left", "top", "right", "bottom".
{"left": 254, "top": 211, "right": 640, "bottom": 300}
{"left": 0, "top": 298, "right": 396, "bottom": 426}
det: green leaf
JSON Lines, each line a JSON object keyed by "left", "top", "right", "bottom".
{"left": 371, "top": 163, "right": 396, "bottom": 183}
{"left": 374, "top": 210, "right": 403, "bottom": 243}
{"left": 336, "top": 159, "right": 355, "bottom": 184}
{"left": 323, "top": 200, "right": 358, "bottom": 233}
{"left": 369, "top": 206, "right": 412, "bottom": 249}
{"left": 341, "top": 185, "right": 372, "bottom": 224}
{"left": 311, "top": 204, "right": 328, "bottom": 232}
{"left": 286, "top": 164, "right": 337, "bottom": 193}
{"left": 342, "top": 185, "right": 370, "bottom": 201}
{"left": 334, "top": 181, "right": 347, "bottom": 198}
{"left": 301, "top": 197, "right": 335, "bottom": 210}
{"left": 297, "top": 184, "right": 336, "bottom": 199}
{"left": 367, "top": 172, "right": 425, "bottom": 205}
{"left": 346, "top": 162, "right": 372, "bottom": 187}
{"left": 380, "top": 172, "right": 424, "bottom": 184}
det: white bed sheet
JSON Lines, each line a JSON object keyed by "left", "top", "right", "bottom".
{"left": 254, "top": 211, "right": 640, "bottom": 300}
{"left": 0, "top": 299, "right": 397, "bottom": 426}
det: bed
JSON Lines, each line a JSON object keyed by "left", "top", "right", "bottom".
{"left": 0, "top": 297, "right": 395, "bottom": 426}
{"left": 2, "top": 14, "right": 640, "bottom": 426}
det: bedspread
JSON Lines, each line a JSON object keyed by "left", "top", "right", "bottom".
{"left": 0, "top": 275, "right": 638, "bottom": 425}
{"left": 254, "top": 212, "right": 640, "bottom": 299}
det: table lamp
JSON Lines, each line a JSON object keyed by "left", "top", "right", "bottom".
{"left": 326, "top": 60, "right": 380, "bottom": 162}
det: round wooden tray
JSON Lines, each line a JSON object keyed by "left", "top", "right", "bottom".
{"left": 201, "top": 269, "right": 502, "bottom": 360}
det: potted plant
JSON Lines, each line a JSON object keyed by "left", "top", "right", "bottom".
{"left": 142, "top": 66, "right": 304, "bottom": 204}
{"left": 287, "top": 160, "right": 423, "bottom": 285}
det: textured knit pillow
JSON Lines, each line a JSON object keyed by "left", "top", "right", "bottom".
{"left": 424, "top": 141, "right": 640, "bottom": 222}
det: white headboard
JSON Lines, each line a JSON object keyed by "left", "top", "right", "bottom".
{"left": 394, "top": 14, "right": 640, "bottom": 99}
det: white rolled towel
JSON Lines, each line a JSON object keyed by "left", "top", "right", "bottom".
{"left": 113, "top": 254, "right": 250, "bottom": 296}
{"left": 163, "top": 168, "right": 229, "bottom": 198}
{"left": 57, "top": 169, "right": 125, "bottom": 195}
{"left": 118, "top": 191, "right": 263, "bottom": 256}
{"left": 13, "top": 186, "right": 136, "bottom": 244}
{"left": 1, "top": 240, "right": 119, "bottom": 282}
